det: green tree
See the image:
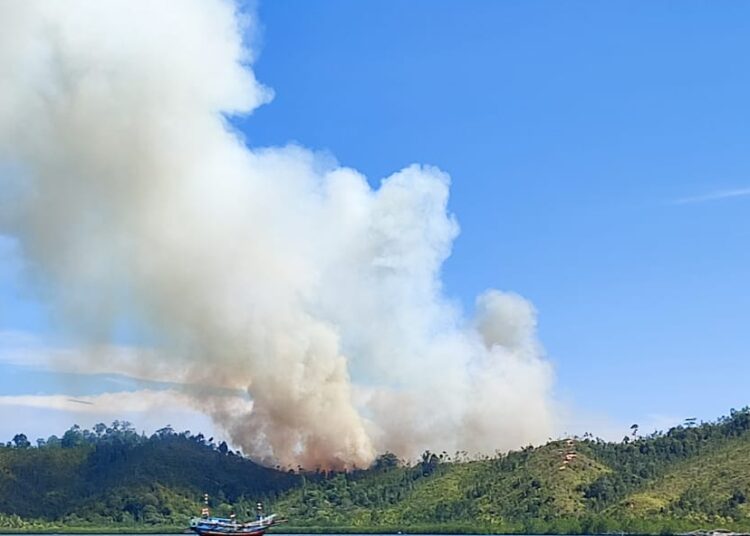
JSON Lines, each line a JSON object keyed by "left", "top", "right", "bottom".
{"left": 12, "top": 433, "right": 30, "bottom": 448}
{"left": 372, "top": 452, "right": 400, "bottom": 472}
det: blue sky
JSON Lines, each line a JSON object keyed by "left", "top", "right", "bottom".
{"left": 239, "top": 0, "right": 750, "bottom": 429}
{"left": 1, "top": 0, "right": 750, "bottom": 441}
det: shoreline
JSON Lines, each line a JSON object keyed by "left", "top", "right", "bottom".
{"left": 0, "top": 527, "right": 712, "bottom": 536}
{"left": 2, "top": 523, "right": 747, "bottom": 536}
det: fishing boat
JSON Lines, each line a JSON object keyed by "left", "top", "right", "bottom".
{"left": 189, "top": 496, "right": 277, "bottom": 536}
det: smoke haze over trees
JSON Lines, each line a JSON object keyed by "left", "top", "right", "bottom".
{"left": 3, "top": 409, "right": 750, "bottom": 533}
{"left": 0, "top": 0, "right": 556, "bottom": 468}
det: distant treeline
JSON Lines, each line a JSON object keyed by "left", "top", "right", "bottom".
{"left": 3, "top": 409, "right": 750, "bottom": 534}
{"left": 0, "top": 421, "right": 299, "bottom": 527}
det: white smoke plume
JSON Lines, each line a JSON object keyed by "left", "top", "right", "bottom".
{"left": 0, "top": 0, "right": 555, "bottom": 469}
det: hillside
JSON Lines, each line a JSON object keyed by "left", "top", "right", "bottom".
{"left": 272, "top": 443, "right": 610, "bottom": 532}
{"left": 2, "top": 409, "right": 750, "bottom": 534}
{"left": 0, "top": 423, "right": 299, "bottom": 529}
{"left": 271, "top": 409, "right": 750, "bottom": 533}
{"left": 615, "top": 434, "right": 750, "bottom": 523}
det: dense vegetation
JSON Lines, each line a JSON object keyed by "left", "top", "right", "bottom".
{"left": 0, "top": 422, "right": 299, "bottom": 530}
{"left": 3, "top": 409, "right": 750, "bottom": 533}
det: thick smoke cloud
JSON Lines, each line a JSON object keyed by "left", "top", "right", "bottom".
{"left": 0, "top": 0, "right": 555, "bottom": 469}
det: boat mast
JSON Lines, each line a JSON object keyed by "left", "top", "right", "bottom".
{"left": 201, "top": 493, "right": 210, "bottom": 518}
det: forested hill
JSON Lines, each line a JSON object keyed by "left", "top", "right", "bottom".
{"left": 0, "top": 423, "right": 299, "bottom": 529}
{"left": 3, "top": 410, "right": 750, "bottom": 534}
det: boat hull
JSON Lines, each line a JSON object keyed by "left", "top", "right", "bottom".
{"left": 189, "top": 516, "right": 275, "bottom": 536}
{"left": 189, "top": 511, "right": 277, "bottom": 536}
{"left": 191, "top": 528, "right": 268, "bottom": 536}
